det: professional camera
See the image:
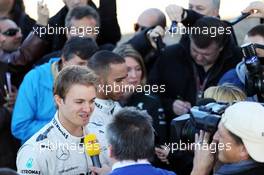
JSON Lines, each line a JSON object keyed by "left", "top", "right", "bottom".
{"left": 170, "top": 102, "right": 230, "bottom": 143}
{"left": 242, "top": 43, "right": 264, "bottom": 98}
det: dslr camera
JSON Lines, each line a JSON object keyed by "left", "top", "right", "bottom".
{"left": 242, "top": 43, "right": 264, "bottom": 97}
{"left": 170, "top": 102, "right": 229, "bottom": 143}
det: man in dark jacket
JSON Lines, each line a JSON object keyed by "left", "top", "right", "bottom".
{"left": 149, "top": 17, "right": 242, "bottom": 119}
{"left": 47, "top": 0, "right": 121, "bottom": 51}
{"left": 0, "top": 62, "right": 20, "bottom": 169}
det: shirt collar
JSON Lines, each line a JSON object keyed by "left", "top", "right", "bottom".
{"left": 53, "top": 111, "right": 84, "bottom": 144}
{"left": 215, "top": 159, "right": 258, "bottom": 174}
{"left": 94, "top": 98, "right": 121, "bottom": 115}
{"left": 112, "top": 159, "right": 150, "bottom": 171}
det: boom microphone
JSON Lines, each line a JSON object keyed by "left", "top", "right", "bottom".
{"left": 84, "top": 134, "right": 102, "bottom": 168}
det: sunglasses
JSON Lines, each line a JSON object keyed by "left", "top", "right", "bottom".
{"left": 1, "top": 28, "right": 20, "bottom": 37}
{"left": 134, "top": 23, "right": 147, "bottom": 32}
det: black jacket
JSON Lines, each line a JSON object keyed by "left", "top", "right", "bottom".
{"left": 48, "top": 0, "right": 121, "bottom": 51}
{"left": 0, "top": 63, "right": 20, "bottom": 169}
{"left": 120, "top": 93, "right": 168, "bottom": 144}
{"left": 148, "top": 36, "right": 242, "bottom": 118}
{"left": 215, "top": 163, "right": 264, "bottom": 175}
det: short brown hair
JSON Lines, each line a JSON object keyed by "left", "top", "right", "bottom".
{"left": 54, "top": 65, "right": 98, "bottom": 99}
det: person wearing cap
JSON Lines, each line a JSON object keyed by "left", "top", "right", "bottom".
{"left": 191, "top": 101, "right": 264, "bottom": 175}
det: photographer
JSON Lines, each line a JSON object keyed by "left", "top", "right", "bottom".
{"left": 149, "top": 16, "right": 241, "bottom": 118}
{"left": 155, "top": 83, "right": 246, "bottom": 175}
{"left": 219, "top": 24, "right": 264, "bottom": 101}
{"left": 191, "top": 101, "right": 264, "bottom": 175}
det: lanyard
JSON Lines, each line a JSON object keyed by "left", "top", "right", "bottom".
{"left": 192, "top": 63, "right": 211, "bottom": 100}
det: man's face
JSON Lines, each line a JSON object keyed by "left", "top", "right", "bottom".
{"left": 0, "top": 19, "right": 22, "bottom": 52}
{"left": 63, "top": 0, "right": 88, "bottom": 10}
{"left": 56, "top": 84, "right": 96, "bottom": 127}
{"left": 213, "top": 123, "right": 246, "bottom": 163}
{"left": 68, "top": 17, "right": 98, "bottom": 39}
{"left": 190, "top": 39, "right": 223, "bottom": 71}
{"left": 62, "top": 54, "right": 88, "bottom": 68}
{"left": 244, "top": 35, "right": 264, "bottom": 57}
{"left": 102, "top": 63, "right": 128, "bottom": 100}
{"left": 189, "top": 0, "right": 218, "bottom": 17}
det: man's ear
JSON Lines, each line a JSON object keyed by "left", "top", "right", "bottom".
{"left": 213, "top": 9, "right": 219, "bottom": 17}
{"left": 61, "top": 55, "right": 66, "bottom": 66}
{"left": 108, "top": 144, "right": 114, "bottom": 158}
{"left": 54, "top": 94, "right": 63, "bottom": 107}
{"left": 239, "top": 145, "right": 249, "bottom": 160}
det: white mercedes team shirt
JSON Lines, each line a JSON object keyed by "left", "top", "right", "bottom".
{"left": 85, "top": 98, "right": 122, "bottom": 166}
{"left": 17, "top": 112, "right": 91, "bottom": 175}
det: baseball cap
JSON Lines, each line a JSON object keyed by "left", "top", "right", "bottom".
{"left": 221, "top": 101, "right": 264, "bottom": 162}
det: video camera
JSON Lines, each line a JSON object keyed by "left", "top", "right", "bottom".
{"left": 242, "top": 43, "right": 264, "bottom": 97}
{"left": 170, "top": 102, "right": 230, "bottom": 143}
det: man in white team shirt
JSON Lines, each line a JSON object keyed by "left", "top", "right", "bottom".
{"left": 86, "top": 50, "right": 128, "bottom": 168}
{"left": 16, "top": 66, "right": 98, "bottom": 175}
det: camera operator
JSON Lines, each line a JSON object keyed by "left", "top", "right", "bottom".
{"left": 155, "top": 84, "right": 246, "bottom": 175}
{"left": 191, "top": 101, "right": 264, "bottom": 175}
{"left": 219, "top": 24, "right": 264, "bottom": 101}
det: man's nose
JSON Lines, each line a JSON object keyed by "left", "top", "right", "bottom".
{"left": 195, "top": 54, "right": 204, "bottom": 61}
{"left": 130, "top": 69, "right": 137, "bottom": 78}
